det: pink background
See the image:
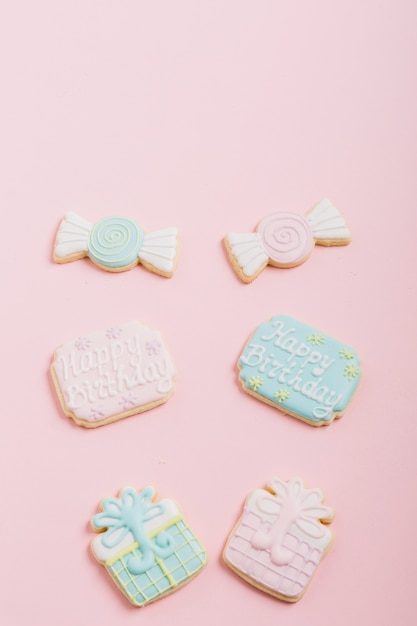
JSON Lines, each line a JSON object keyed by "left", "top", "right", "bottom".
{"left": 1, "top": 1, "right": 416, "bottom": 624}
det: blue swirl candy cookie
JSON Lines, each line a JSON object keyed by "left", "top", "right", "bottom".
{"left": 54, "top": 212, "right": 179, "bottom": 277}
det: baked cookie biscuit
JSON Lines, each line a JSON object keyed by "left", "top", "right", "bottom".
{"left": 238, "top": 315, "right": 361, "bottom": 426}
{"left": 225, "top": 198, "right": 350, "bottom": 282}
{"left": 54, "top": 212, "right": 179, "bottom": 277}
{"left": 91, "top": 485, "right": 207, "bottom": 606}
{"left": 51, "top": 320, "right": 175, "bottom": 427}
{"left": 223, "top": 478, "right": 334, "bottom": 602}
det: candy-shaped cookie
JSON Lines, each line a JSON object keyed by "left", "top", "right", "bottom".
{"left": 225, "top": 198, "right": 350, "bottom": 282}
{"left": 91, "top": 485, "right": 207, "bottom": 607}
{"left": 238, "top": 315, "right": 361, "bottom": 426}
{"left": 54, "top": 212, "right": 179, "bottom": 276}
{"left": 50, "top": 321, "right": 176, "bottom": 427}
{"left": 223, "top": 478, "right": 334, "bottom": 602}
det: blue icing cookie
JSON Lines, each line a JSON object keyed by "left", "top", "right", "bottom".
{"left": 54, "top": 212, "right": 179, "bottom": 276}
{"left": 238, "top": 315, "right": 361, "bottom": 426}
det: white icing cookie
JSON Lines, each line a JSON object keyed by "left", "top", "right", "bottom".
{"left": 50, "top": 321, "right": 176, "bottom": 427}
{"left": 91, "top": 485, "right": 207, "bottom": 606}
{"left": 223, "top": 478, "right": 334, "bottom": 602}
{"left": 225, "top": 198, "right": 351, "bottom": 282}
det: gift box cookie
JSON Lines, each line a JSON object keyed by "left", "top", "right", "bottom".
{"left": 223, "top": 478, "right": 334, "bottom": 602}
{"left": 91, "top": 486, "right": 207, "bottom": 607}
{"left": 238, "top": 315, "right": 362, "bottom": 426}
{"left": 51, "top": 320, "right": 176, "bottom": 427}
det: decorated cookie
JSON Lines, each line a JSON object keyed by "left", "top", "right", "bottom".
{"left": 54, "top": 212, "right": 179, "bottom": 276}
{"left": 91, "top": 485, "right": 207, "bottom": 607}
{"left": 51, "top": 321, "right": 175, "bottom": 427}
{"left": 225, "top": 198, "right": 350, "bottom": 282}
{"left": 223, "top": 478, "right": 334, "bottom": 602}
{"left": 238, "top": 315, "right": 361, "bottom": 426}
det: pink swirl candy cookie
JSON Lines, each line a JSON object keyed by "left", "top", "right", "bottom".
{"left": 225, "top": 198, "right": 351, "bottom": 283}
{"left": 223, "top": 477, "right": 334, "bottom": 602}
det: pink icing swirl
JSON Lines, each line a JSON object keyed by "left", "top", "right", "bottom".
{"left": 257, "top": 212, "right": 314, "bottom": 267}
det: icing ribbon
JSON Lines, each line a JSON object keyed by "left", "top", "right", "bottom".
{"left": 92, "top": 486, "right": 175, "bottom": 574}
{"left": 250, "top": 478, "right": 334, "bottom": 566}
{"left": 225, "top": 198, "right": 351, "bottom": 281}
{"left": 54, "top": 212, "right": 178, "bottom": 274}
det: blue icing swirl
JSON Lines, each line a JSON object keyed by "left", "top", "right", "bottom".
{"left": 88, "top": 217, "right": 144, "bottom": 269}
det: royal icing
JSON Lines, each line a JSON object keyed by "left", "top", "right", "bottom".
{"left": 257, "top": 212, "right": 314, "bottom": 267}
{"left": 225, "top": 198, "right": 351, "bottom": 282}
{"left": 51, "top": 321, "right": 176, "bottom": 427}
{"left": 238, "top": 315, "right": 361, "bottom": 425}
{"left": 91, "top": 486, "right": 207, "bottom": 607}
{"left": 223, "top": 478, "right": 334, "bottom": 602}
{"left": 54, "top": 212, "right": 178, "bottom": 276}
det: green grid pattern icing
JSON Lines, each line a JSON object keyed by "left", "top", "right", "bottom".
{"left": 108, "top": 520, "right": 206, "bottom": 606}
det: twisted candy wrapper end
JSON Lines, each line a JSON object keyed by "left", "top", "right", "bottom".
{"left": 139, "top": 227, "right": 179, "bottom": 274}
{"left": 54, "top": 212, "right": 92, "bottom": 259}
{"left": 225, "top": 232, "right": 269, "bottom": 280}
{"left": 306, "top": 198, "right": 351, "bottom": 244}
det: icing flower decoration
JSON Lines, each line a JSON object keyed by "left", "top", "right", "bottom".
{"left": 307, "top": 332, "right": 326, "bottom": 346}
{"left": 106, "top": 327, "right": 123, "bottom": 340}
{"left": 274, "top": 389, "right": 290, "bottom": 403}
{"left": 119, "top": 393, "right": 138, "bottom": 409}
{"left": 75, "top": 336, "right": 92, "bottom": 350}
{"left": 90, "top": 406, "right": 106, "bottom": 420}
{"left": 343, "top": 363, "right": 360, "bottom": 380}
{"left": 225, "top": 198, "right": 351, "bottom": 283}
{"left": 339, "top": 348, "right": 355, "bottom": 360}
{"left": 248, "top": 375, "right": 264, "bottom": 391}
{"left": 54, "top": 212, "right": 179, "bottom": 277}
{"left": 145, "top": 339, "right": 161, "bottom": 355}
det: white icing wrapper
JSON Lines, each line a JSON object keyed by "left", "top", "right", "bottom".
{"left": 139, "top": 228, "right": 179, "bottom": 274}
{"left": 225, "top": 232, "right": 269, "bottom": 279}
{"left": 306, "top": 198, "right": 351, "bottom": 243}
{"left": 54, "top": 212, "right": 92, "bottom": 258}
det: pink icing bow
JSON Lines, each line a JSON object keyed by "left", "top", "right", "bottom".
{"left": 251, "top": 477, "right": 334, "bottom": 566}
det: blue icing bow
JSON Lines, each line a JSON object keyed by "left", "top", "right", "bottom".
{"left": 93, "top": 486, "right": 175, "bottom": 574}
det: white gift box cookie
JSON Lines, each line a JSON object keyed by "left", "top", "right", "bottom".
{"left": 91, "top": 486, "right": 207, "bottom": 607}
{"left": 51, "top": 321, "right": 176, "bottom": 427}
{"left": 54, "top": 212, "right": 179, "bottom": 277}
{"left": 225, "top": 198, "right": 351, "bottom": 282}
{"left": 223, "top": 478, "right": 334, "bottom": 602}
{"left": 238, "top": 315, "right": 362, "bottom": 426}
